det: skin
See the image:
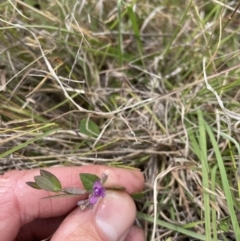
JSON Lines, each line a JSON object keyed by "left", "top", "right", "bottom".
{"left": 0, "top": 165, "right": 145, "bottom": 241}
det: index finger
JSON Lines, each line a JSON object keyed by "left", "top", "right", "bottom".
{"left": 0, "top": 165, "right": 144, "bottom": 241}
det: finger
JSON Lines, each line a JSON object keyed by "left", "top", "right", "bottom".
{"left": 16, "top": 208, "right": 144, "bottom": 241}
{"left": 0, "top": 166, "right": 144, "bottom": 241}
{"left": 123, "top": 226, "right": 145, "bottom": 241}
{"left": 51, "top": 191, "right": 137, "bottom": 241}
{"left": 15, "top": 216, "right": 64, "bottom": 241}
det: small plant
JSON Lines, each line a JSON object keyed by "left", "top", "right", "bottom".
{"left": 26, "top": 170, "right": 126, "bottom": 211}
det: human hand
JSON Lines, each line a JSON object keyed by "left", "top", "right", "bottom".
{"left": 0, "top": 165, "right": 145, "bottom": 241}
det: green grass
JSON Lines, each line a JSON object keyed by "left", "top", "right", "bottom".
{"left": 1, "top": 0, "right": 240, "bottom": 240}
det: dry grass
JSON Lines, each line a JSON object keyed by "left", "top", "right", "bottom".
{"left": 1, "top": 0, "right": 240, "bottom": 240}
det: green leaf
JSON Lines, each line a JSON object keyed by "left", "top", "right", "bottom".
{"left": 80, "top": 173, "right": 100, "bottom": 190}
{"left": 219, "top": 221, "right": 229, "bottom": 232}
{"left": 26, "top": 181, "right": 42, "bottom": 190}
{"left": 79, "top": 119, "right": 100, "bottom": 137}
{"left": 40, "top": 169, "right": 62, "bottom": 191}
{"left": 34, "top": 176, "right": 60, "bottom": 192}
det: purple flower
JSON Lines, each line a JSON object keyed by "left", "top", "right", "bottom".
{"left": 89, "top": 180, "right": 106, "bottom": 205}
{"left": 77, "top": 172, "right": 108, "bottom": 211}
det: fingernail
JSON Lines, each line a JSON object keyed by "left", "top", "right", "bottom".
{"left": 95, "top": 192, "right": 135, "bottom": 241}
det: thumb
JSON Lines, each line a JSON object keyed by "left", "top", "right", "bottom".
{"left": 51, "top": 191, "right": 137, "bottom": 241}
